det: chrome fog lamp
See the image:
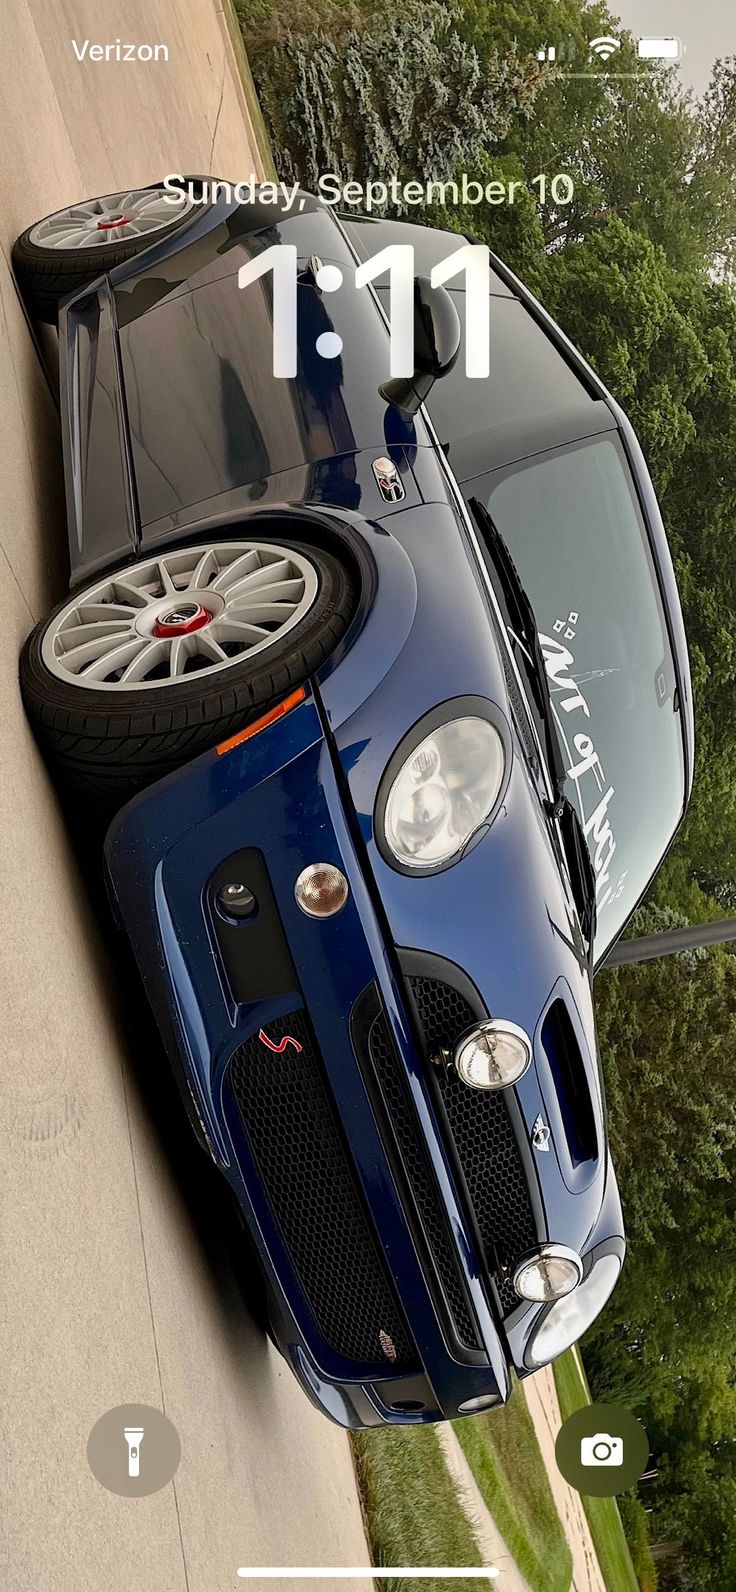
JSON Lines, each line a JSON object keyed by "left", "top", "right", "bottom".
{"left": 455, "top": 1019, "right": 531, "bottom": 1090}
{"left": 513, "top": 1244, "right": 583, "bottom": 1303}
{"left": 457, "top": 1393, "right": 499, "bottom": 1415}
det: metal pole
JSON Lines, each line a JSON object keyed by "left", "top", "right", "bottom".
{"left": 602, "top": 918, "right": 736, "bottom": 968}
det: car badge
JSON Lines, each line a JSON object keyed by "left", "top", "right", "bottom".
{"left": 531, "top": 1114, "right": 551, "bottom": 1152}
{"left": 379, "top": 1329, "right": 397, "bottom": 1362}
{"left": 372, "top": 455, "right": 405, "bottom": 503}
{"left": 258, "top": 1029, "right": 303, "bottom": 1055}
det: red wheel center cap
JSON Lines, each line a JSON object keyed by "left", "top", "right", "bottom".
{"left": 97, "top": 215, "right": 131, "bottom": 230}
{"left": 153, "top": 603, "right": 211, "bottom": 637}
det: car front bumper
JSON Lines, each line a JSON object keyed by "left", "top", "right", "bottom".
{"left": 105, "top": 685, "right": 520, "bottom": 1426}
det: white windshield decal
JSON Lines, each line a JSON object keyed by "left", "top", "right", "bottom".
{"left": 539, "top": 612, "right": 628, "bottom": 915}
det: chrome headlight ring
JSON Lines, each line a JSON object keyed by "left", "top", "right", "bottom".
{"left": 522, "top": 1241, "right": 624, "bottom": 1368}
{"left": 375, "top": 697, "right": 512, "bottom": 877}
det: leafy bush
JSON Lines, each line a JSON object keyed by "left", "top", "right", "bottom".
{"left": 235, "top": 0, "right": 359, "bottom": 48}
{"left": 618, "top": 1495, "right": 658, "bottom": 1592}
{"left": 248, "top": 0, "right": 543, "bottom": 202}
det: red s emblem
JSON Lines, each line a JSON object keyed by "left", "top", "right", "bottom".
{"left": 258, "top": 1028, "right": 303, "bottom": 1055}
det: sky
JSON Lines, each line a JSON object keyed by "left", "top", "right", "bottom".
{"left": 610, "top": 0, "right": 733, "bottom": 96}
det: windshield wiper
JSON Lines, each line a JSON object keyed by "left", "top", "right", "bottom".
{"left": 468, "top": 497, "right": 568, "bottom": 803}
{"left": 468, "top": 496, "right": 597, "bottom": 964}
{"left": 558, "top": 797, "right": 598, "bottom": 966}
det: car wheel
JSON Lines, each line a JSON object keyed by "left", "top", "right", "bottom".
{"left": 20, "top": 537, "right": 356, "bottom": 799}
{"left": 12, "top": 186, "right": 195, "bottom": 322}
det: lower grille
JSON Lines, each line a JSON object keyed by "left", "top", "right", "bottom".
{"left": 227, "top": 1010, "right": 414, "bottom": 1370}
{"left": 366, "top": 1005, "right": 481, "bottom": 1351}
{"left": 406, "top": 972, "right": 538, "bottom": 1315}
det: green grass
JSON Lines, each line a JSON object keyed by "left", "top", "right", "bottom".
{"left": 221, "top": 0, "right": 278, "bottom": 179}
{"left": 552, "top": 1351, "right": 641, "bottom": 1592}
{"left": 452, "top": 1379, "right": 572, "bottom": 1592}
{"left": 352, "top": 1425, "right": 484, "bottom": 1592}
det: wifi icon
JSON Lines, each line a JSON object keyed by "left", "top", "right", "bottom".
{"left": 590, "top": 35, "right": 621, "bottom": 60}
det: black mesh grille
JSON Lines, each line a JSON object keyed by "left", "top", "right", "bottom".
{"left": 227, "top": 1010, "right": 414, "bottom": 1370}
{"left": 408, "top": 976, "right": 480, "bottom": 1052}
{"left": 366, "top": 1008, "right": 480, "bottom": 1351}
{"left": 408, "top": 974, "right": 538, "bottom": 1315}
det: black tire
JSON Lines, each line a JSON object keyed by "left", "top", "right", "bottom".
{"left": 12, "top": 189, "right": 194, "bottom": 323}
{"left": 20, "top": 539, "right": 356, "bottom": 801}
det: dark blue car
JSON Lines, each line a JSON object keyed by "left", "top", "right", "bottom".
{"left": 16, "top": 182, "right": 694, "bottom": 1427}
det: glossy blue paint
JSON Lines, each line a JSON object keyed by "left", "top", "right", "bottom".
{"left": 103, "top": 520, "right": 623, "bottom": 1422}
{"left": 106, "top": 693, "right": 513, "bottom": 1422}
{"left": 50, "top": 183, "right": 686, "bottom": 1426}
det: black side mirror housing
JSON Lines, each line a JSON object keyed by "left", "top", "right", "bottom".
{"left": 380, "top": 277, "right": 461, "bottom": 416}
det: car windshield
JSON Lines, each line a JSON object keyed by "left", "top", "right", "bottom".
{"left": 462, "top": 436, "right": 685, "bottom": 958}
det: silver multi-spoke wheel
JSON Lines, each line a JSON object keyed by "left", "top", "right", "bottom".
{"left": 28, "top": 188, "right": 192, "bottom": 251}
{"left": 23, "top": 533, "right": 353, "bottom": 794}
{"left": 41, "top": 542, "right": 320, "bottom": 691}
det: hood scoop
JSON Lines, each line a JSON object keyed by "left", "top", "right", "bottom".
{"left": 541, "top": 998, "right": 599, "bottom": 1170}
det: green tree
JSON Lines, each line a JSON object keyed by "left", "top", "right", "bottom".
{"left": 593, "top": 943, "right": 736, "bottom": 1246}
{"left": 585, "top": 932, "right": 736, "bottom": 1581}
{"left": 693, "top": 57, "right": 736, "bottom": 277}
{"left": 457, "top": 4, "right": 736, "bottom": 275}
{"left": 426, "top": 149, "right": 550, "bottom": 291}
{"left": 250, "top": 0, "right": 544, "bottom": 198}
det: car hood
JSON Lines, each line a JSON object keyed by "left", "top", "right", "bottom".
{"left": 347, "top": 726, "right": 611, "bottom": 1259}
{"left": 325, "top": 501, "right": 622, "bottom": 1263}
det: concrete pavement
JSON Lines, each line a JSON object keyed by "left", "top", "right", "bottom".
{"left": 0, "top": 6, "right": 371, "bottom": 1591}
{"left": 0, "top": 0, "right": 265, "bottom": 249}
{"left": 523, "top": 1369, "right": 605, "bottom": 1592}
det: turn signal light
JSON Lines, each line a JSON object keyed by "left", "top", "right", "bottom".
{"left": 215, "top": 687, "right": 306, "bottom": 756}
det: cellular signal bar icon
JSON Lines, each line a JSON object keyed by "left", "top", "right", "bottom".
{"left": 590, "top": 36, "right": 621, "bottom": 60}
{"left": 536, "top": 39, "right": 579, "bottom": 65}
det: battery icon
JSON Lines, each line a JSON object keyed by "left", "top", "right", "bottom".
{"left": 637, "top": 37, "right": 681, "bottom": 60}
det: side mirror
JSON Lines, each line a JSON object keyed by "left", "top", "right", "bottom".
{"left": 380, "top": 277, "right": 461, "bottom": 416}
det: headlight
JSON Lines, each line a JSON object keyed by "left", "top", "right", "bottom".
{"left": 527, "top": 1252, "right": 622, "bottom": 1367}
{"left": 383, "top": 715, "right": 506, "bottom": 871}
{"left": 455, "top": 1020, "right": 531, "bottom": 1089}
{"left": 513, "top": 1244, "right": 583, "bottom": 1302}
